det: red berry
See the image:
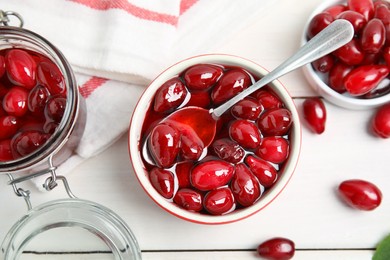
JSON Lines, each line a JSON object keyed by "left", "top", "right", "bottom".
{"left": 11, "top": 130, "right": 50, "bottom": 158}
{"left": 374, "top": 1, "right": 390, "bottom": 9}
{"left": 328, "top": 62, "right": 353, "bottom": 93}
{"left": 379, "top": 8, "right": 390, "bottom": 36}
{"left": 44, "top": 95, "right": 67, "bottom": 122}
{"left": 148, "top": 123, "right": 180, "bottom": 168}
{"left": 257, "top": 108, "right": 293, "bottom": 136}
{"left": 190, "top": 159, "right": 234, "bottom": 191}
{"left": 371, "top": 102, "right": 390, "bottom": 138}
{"left": 180, "top": 127, "right": 204, "bottom": 161}
{"left": 0, "top": 139, "right": 13, "bottom": 161}
{"left": 384, "top": 46, "right": 390, "bottom": 68}
{"left": 245, "top": 155, "right": 277, "bottom": 188}
{"left": 344, "top": 65, "right": 389, "bottom": 96}
{"left": 153, "top": 77, "right": 187, "bottom": 113}
{"left": 257, "top": 237, "right": 295, "bottom": 260}
{"left": 324, "top": 4, "right": 348, "bottom": 18}
{"left": 203, "top": 187, "right": 235, "bottom": 215}
{"left": 253, "top": 89, "right": 282, "bottom": 110}
{"left": 173, "top": 188, "right": 203, "bottom": 212}
{"left": 361, "top": 18, "right": 386, "bottom": 53}
{"left": 337, "top": 10, "right": 367, "bottom": 33}
{"left": 2, "top": 86, "right": 29, "bottom": 117}
{"left": 5, "top": 49, "right": 37, "bottom": 89}
{"left": 364, "top": 81, "right": 390, "bottom": 99}
{"left": 43, "top": 120, "right": 58, "bottom": 134}
{"left": 229, "top": 119, "right": 261, "bottom": 149}
{"left": 302, "top": 98, "right": 327, "bottom": 134}
{"left": 256, "top": 137, "right": 290, "bottom": 164}
{"left": 338, "top": 179, "right": 382, "bottom": 210}
{"left": 183, "top": 64, "right": 223, "bottom": 90}
{"left": 348, "top": 0, "right": 375, "bottom": 21}
{"left": 18, "top": 116, "right": 44, "bottom": 132}
{"left": 211, "top": 138, "right": 245, "bottom": 164}
{"left": 37, "top": 60, "right": 66, "bottom": 95}
{"left": 149, "top": 167, "right": 175, "bottom": 199}
{"left": 231, "top": 97, "right": 263, "bottom": 120}
{"left": 211, "top": 68, "right": 251, "bottom": 105}
{"left": 307, "top": 12, "right": 334, "bottom": 38}
{"left": 186, "top": 91, "right": 211, "bottom": 108}
{"left": 28, "top": 85, "right": 50, "bottom": 115}
{"left": 0, "top": 116, "right": 20, "bottom": 139}
{"left": 333, "top": 38, "right": 365, "bottom": 65}
{"left": 175, "top": 161, "right": 193, "bottom": 188}
{"left": 230, "top": 163, "right": 262, "bottom": 207}
{"left": 361, "top": 52, "right": 382, "bottom": 65}
{"left": 312, "top": 54, "right": 335, "bottom": 73}
{"left": 0, "top": 55, "right": 5, "bottom": 78}
{"left": 374, "top": 4, "right": 390, "bottom": 27}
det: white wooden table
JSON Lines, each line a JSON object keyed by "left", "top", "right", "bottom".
{"left": 1, "top": 0, "right": 389, "bottom": 259}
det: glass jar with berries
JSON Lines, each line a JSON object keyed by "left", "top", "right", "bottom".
{"left": 0, "top": 20, "right": 86, "bottom": 171}
{"left": 0, "top": 11, "right": 141, "bottom": 260}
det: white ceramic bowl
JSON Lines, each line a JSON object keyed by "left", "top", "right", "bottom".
{"left": 128, "top": 54, "right": 301, "bottom": 224}
{"left": 301, "top": 0, "right": 390, "bottom": 110}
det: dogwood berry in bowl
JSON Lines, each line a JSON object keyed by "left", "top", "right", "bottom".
{"left": 128, "top": 54, "right": 301, "bottom": 224}
{"left": 301, "top": 0, "right": 390, "bottom": 110}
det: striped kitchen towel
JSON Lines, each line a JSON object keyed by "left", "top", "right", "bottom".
{"left": 0, "top": 0, "right": 278, "bottom": 183}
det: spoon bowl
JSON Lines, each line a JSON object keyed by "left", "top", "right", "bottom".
{"left": 165, "top": 106, "right": 216, "bottom": 147}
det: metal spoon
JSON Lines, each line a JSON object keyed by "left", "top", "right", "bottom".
{"left": 144, "top": 19, "right": 354, "bottom": 165}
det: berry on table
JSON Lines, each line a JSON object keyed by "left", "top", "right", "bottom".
{"left": 338, "top": 179, "right": 382, "bottom": 210}
{"left": 257, "top": 237, "right": 295, "bottom": 260}
{"left": 302, "top": 97, "right": 327, "bottom": 134}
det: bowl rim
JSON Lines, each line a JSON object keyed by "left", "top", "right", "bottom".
{"left": 300, "top": 0, "right": 390, "bottom": 110}
{"left": 128, "top": 54, "right": 302, "bottom": 224}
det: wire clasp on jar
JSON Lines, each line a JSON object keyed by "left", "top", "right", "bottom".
{"left": 0, "top": 10, "right": 23, "bottom": 27}
{"left": 7, "top": 156, "right": 77, "bottom": 211}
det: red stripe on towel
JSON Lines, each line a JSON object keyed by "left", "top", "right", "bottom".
{"left": 180, "top": 0, "right": 198, "bottom": 15}
{"left": 70, "top": 0, "right": 183, "bottom": 26}
{"left": 79, "top": 76, "right": 108, "bottom": 98}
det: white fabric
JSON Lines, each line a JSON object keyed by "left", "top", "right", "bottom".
{"left": 0, "top": 0, "right": 279, "bottom": 187}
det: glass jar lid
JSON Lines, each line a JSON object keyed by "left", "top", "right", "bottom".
{"left": 1, "top": 198, "right": 142, "bottom": 260}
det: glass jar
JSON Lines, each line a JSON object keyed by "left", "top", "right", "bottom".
{"left": 1, "top": 198, "right": 141, "bottom": 259}
{"left": 0, "top": 11, "right": 141, "bottom": 260}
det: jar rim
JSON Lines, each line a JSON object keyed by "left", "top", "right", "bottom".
{"left": 0, "top": 26, "right": 80, "bottom": 171}
{"left": 1, "top": 198, "right": 142, "bottom": 260}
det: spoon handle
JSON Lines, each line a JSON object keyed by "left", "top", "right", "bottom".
{"left": 212, "top": 19, "right": 354, "bottom": 118}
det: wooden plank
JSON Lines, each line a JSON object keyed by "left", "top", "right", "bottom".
{"left": 20, "top": 250, "right": 375, "bottom": 260}
{"left": 2, "top": 98, "right": 386, "bottom": 252}
{"left": 142, "top": 250, "right": 375, "bottom": 260}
